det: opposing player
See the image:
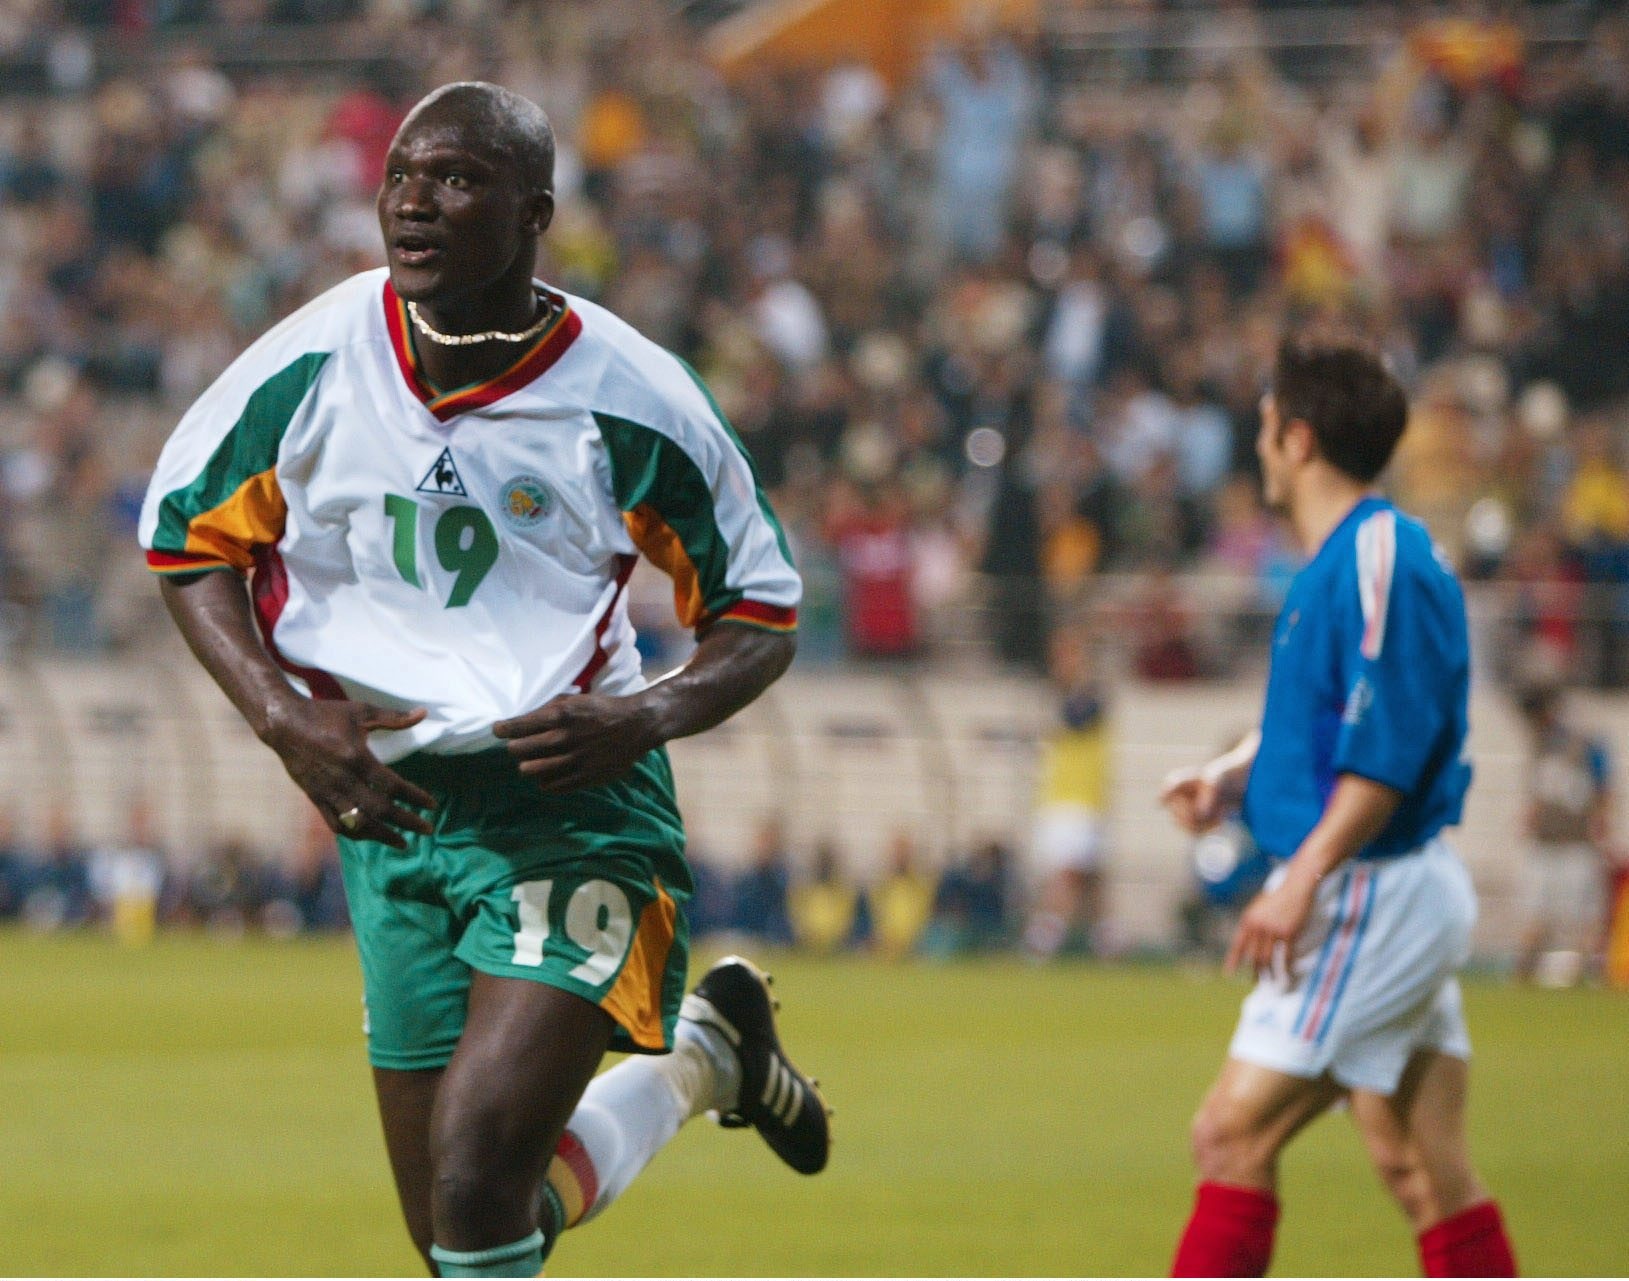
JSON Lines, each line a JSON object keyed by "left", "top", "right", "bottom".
{"left": 139, "top": 82, "right": 827, "bottom": 1277}
{"left": 1159, "top": 335, "right": 1517, "bottom": 1277}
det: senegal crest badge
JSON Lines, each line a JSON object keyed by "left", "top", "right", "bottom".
{"left": 498, "top": 475, "right": 553, "bottom": 530}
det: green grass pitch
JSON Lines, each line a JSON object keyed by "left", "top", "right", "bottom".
{"left": 1, "top": 932, "right": 1625, "bottom": 1276}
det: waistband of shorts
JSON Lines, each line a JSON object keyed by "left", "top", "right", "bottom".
{"left": 1353, "top": 832, "right": 1451, "bottom": 864}
{"left": 393, "top": 747, "right": 523, "bottom": 786}
{"left": 394, "top": 745, "right": 674, "bottom": 793}
{"left": 1271, "top": 832, "right": 1451, "bottom": 869}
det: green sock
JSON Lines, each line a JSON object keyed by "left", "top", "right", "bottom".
{"left": 430, "top": 1230, "right": 544, "bottom": 1278}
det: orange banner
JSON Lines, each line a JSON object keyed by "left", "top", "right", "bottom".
{"left": 709, "top": 0, "right": 1040, "bottom": 87}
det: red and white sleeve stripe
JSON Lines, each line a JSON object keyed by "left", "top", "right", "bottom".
{"left": 1356, "top": 510, "right": 1396, "bottom": 661}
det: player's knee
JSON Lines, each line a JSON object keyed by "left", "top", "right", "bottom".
{"left": 1371, "top": 1150, "right": 1435, "bottom": 1228}
{"left": 432, "top": 1158, "right": 529, "bottom": 1242}
{"left": 430, "top": 1104, "right": 535, "bottom": 1239}
{"left": 1371, "top": 1150, "right": 1413, "bottom": 1198}
{"left": 1190, "top": 1102, "right": 1261, "bottom": 1180}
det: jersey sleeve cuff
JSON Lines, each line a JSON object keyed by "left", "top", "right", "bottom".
{"left": 709, "top": 600, "right": 798, "bottom": 634}
{"left": 145, "top": 549, "right": 241, "bottom": 575}
{"left": 1333, "top": 760, "right": 1417, "bottom": 795}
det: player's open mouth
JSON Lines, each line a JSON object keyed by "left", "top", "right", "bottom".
{"left": 392, "top": 235, "right": 444, "bottom": 267}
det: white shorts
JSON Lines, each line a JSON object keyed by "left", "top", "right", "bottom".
{"left": 1031, "top": 804, "right": 1107, "bottom": 874}
{"left": 1228, "top": 837, "right": 1475, "bottom": 1095}
{"left": 1519, "top": 843, "right": 1603, "bottom": 948}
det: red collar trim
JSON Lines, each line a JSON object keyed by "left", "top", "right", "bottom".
{"left": 382, "top": 279, "right": 582, "bottom": 422}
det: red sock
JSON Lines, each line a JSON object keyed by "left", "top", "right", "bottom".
{"left": 1419, "top": 1201, "right": 1518, "bottom": 1277}
{"left": 1171, "top": 1181, "right": 1280, "bottom": 1277}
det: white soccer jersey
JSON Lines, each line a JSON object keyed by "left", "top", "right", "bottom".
{"left": 139, "top": 269, "right": 800, "bottom": 763}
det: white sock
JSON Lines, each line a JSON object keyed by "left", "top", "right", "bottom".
{"left": 675, "top": 1006, "right": 743, "bottom": 1114}
{"left": 555, "top": 1010, "right": 742, "bottom": 1225}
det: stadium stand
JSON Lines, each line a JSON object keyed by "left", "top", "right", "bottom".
{"left": 913, "top": 671, "right": 1053, "bottom": 856}
{"left": 774, "top": 672, "right": 953, "bottom": 870}
{"left": 1, "top": 0, "right": 1627, "bottom": 958}
{"left": 0, "top": 646, "right": 1614, "bottom": 955}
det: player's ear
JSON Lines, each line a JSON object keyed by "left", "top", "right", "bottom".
{"left": 523, "top": 189, "right": 554, "bottom": 237}
{"left": 1286, "top": 417, "right": 1316, "bottom": 465}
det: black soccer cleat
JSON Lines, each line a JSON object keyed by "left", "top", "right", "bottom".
{"left": 682, "top": 954, "right": 831, "bottom": 1175}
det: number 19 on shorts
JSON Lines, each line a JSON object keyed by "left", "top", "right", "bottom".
{"left": 511, "top": 878, "right": 635, "bottom": 986}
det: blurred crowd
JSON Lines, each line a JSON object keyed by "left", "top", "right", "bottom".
{"left": 0, "top": 623, "right": 1190, "bottom": 961}
{"left": 2, "top": 1, "right": 1629, "bottom": 685}
{"left": 9, "top": 622, "right": 1620, "bottom": 977}
{"left": 687, "top": 819, "right": 1021, "bottom": 961}
{"left": 0, "top": 797, "right": 1023, "bottom": 957}
{"left": 0, "top": 801, "right": 347, "bottom": 939}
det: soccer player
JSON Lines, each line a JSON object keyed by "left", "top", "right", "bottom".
{"left": 1159, "top": 335, "right": 1518, "bottom": 1277}
{"left": 1513, "top": 681, "right": 1613, "bottom": 984}
{"left": 1022, "top": 628, "right": 1112, "bottom": 960}
{"left": 139, "top": 82, "right": 827, "bottom": 1278}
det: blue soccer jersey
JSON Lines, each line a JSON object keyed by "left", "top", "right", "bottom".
{"left": 1242, "top": 497, "right": 1473, "bottom": 861}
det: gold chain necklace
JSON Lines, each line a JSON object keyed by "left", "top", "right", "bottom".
{"left": 407, "top": 294, "right": 557, "bottom": 346}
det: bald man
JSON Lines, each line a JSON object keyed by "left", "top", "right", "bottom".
{"left": 141, "top": 82, "right": 827, "bottom": 1277}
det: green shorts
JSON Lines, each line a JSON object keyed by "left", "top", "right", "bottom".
{"left": 337, "top": 747, "right": 692, "bottom": 1071}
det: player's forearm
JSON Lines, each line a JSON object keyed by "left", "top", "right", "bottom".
{"left": 635, "top": 622, "right": 795, "bottom": 746}
{"left": 1287, "top": 773, "right": 1404, "bottom": 886}
{"left": 159, "top": 571, "right": 305, "bottom": 742}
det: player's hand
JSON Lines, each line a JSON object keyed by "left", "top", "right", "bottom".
{"left": 494, "top": 693, "right": 662, "bottom": 794}
{"left": 1226, "top": 864, "right": 1319, "bottom": 978}
{"left": 1161, "top": 767, "right": 1228, "bottom": 834}
{"left": 262, "top": 700, "right": 438, "bottom": 849}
